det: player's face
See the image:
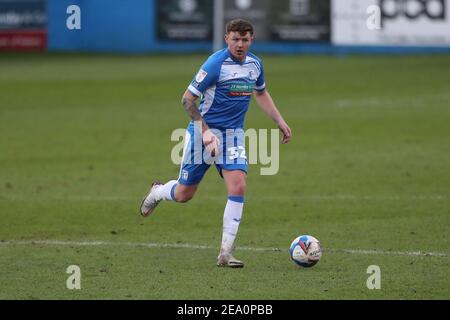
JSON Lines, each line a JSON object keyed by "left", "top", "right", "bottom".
{"left": 225, "top": 31, "right": 253, "bottom": 62}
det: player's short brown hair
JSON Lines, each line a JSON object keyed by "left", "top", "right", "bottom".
{"left": 226, "top": 19, "right": 254, "bottom": 36}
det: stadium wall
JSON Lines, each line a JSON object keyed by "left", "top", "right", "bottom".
{"left": 46, "top": 0, "right": 450, "bottom": 54}
{"left": 0, "top": 0, "right": 47, "bottom": 51}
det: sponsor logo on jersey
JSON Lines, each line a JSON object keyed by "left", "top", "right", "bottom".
{"left": 229, "top": 82, "right": 254, "bottom": 96}
{"left": 195, "top": 69, "right": 208, "bottom": 83}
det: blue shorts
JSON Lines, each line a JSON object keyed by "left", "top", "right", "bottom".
{"left": 177, "top": 123, "right": 248, "bottom": 185}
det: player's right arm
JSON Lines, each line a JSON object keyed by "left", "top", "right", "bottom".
{"left": 182, "top": 56, "right": 222, "bottom": 156}
{"left": 181, "top": 90, "right": 218, "bottom": 157}
{"left": 181, "top": 90, "right": 208, "bottom": 130}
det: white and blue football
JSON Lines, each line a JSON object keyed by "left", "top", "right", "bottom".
{"left": 289, "top": 235, "right": 322, "bottom": 267}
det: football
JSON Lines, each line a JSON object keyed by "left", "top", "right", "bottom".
{"left": 289, "top": 235, "right": 322, "bottom": 267}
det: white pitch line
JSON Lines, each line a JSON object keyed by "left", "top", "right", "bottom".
{"left": 1, "top": 195, "right": 448, "bottom": 201}
{"left": 325, "top": 248, "right": 449, "bottom": 258}
{"left": 0, "top": 239, "right": 448, "bottom": 258}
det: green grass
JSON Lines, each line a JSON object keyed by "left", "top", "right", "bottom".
{"left": 0, "top": 53, "right": 449, "bottom": 299}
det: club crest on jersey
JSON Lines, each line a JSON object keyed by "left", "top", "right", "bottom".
{"left": 195, "top": 69, "right": 208, "bottom": 83}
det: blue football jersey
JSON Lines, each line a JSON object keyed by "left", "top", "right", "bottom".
{"left": 187, "top": 49, "right": 265, "bottom": 130}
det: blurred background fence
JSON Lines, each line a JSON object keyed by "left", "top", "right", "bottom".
{"left": 1, "top": 0, "right": 450, "bottom": 54}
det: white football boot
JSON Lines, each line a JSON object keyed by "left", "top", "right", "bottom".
{"left": 140, "top": 181, "right": 163, "bottom": 217}
{"left": 217, "top": 248, "right": 244, "bottom": 268}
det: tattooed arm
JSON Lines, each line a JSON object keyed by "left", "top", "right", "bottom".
{"left": 181, "top": 90, "right": 209, "bottom": 132}
{"left": 182, "top": 90, "right": 219, "bottom": 156}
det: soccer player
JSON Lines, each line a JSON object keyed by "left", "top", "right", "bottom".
{"left": 140, "top": 19, "right": 291, "bottom": 268}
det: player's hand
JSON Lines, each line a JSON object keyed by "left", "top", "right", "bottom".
{"left": 278, "top": 120, "right": 292, "bottom": 144}
{"left": 203, "top": 129, "right": 219, "bottom": 157}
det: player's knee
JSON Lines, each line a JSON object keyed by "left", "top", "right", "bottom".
{"left": 229, "top": 180, "right": 246, "bottom": 196}
{"left": 177, "top": 195, "right": 192, "bottom": 203}
{"left": 176, "top": 191, "right": 194, "bottom": 203}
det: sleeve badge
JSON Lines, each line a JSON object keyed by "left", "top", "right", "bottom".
{"left": 195, "top": 69, "right": 208, "bottom": 83}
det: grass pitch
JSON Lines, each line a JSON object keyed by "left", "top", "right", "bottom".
{"left": 0, "top": 53, "right": 449, "bottom": 299}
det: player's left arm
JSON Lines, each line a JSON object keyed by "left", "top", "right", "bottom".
{"left": 253, "top": 89, "right": 292, "bottom": 144}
